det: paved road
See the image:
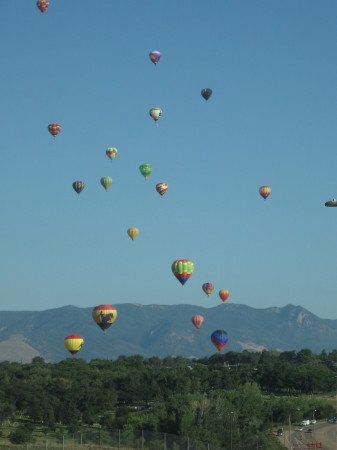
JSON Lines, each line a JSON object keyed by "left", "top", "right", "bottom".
{"left": 277, "top": 422, "right": 336, "bottom": 450}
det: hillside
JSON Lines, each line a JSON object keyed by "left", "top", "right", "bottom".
{"left": 0, "top": 303, "right": 335, "bottom": 362}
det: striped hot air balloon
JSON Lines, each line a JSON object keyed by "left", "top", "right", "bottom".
{"left": 202, "top": 283, "right": 214, "bottom": 297}
{"left": 72, "top": 181, "right": 85, "bottom": 195}
{"left": 92, "top": 304, "right": 117, "bottom": 334}
{"left": 211, "top": 330, "right": 229, "bottom": 351}
{"left": 64, "top": 334, "right": 84, "bottom": 356}
{"left": 100, "top": 176, "right": 112, "bottom": 191}
{"left": 171, "top": 259, "right": 194, "bottom": 286}
{"left": 192, "top": 315, "right": 204, "bottom": 330}
{"left": 156, "top": 182, "right": 168, "bottom": 197}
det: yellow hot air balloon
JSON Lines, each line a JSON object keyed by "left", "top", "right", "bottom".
{"left": 92, "top": 304, "right": 117, "bottom": 334}
{"left": 259, "top": 185, "right": 271, "bottom": 200}
{"left": 100, "top": 176, "right": 112, "bottom": 191}
{"left": 64, "top": 334, "right": 84, "bottom": 356}
{"left": 127, "top": 227, "right": 139, "bottom": 241}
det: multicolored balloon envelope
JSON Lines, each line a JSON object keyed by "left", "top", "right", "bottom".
{"left": 149, "top": 50, "right": 161, "bottom": 65}
{"left": 92, "top": 304, "right": 117, "bottom": 333}
{"left": 37, "top": 0, "right": 49, "bottom": 13}
{"left": 72, "top": 181, "right": 85, "bottom": 195}
{"left": 171, "top": 259, "right": 194, "bottom": 286}
{"left": 48, "top": 123, "right": 61, "bottom": 139}
{"left": 64, "top": 334, "right": 84, "bottom": 356}
{"left": 106, "top": 147, "right": 117, "bottom": 161}
{"left": 202, "top": 282, "right": 214, "bottom": 297}
{"left": 259, "top": 185, "right": 271, "bottom": 200}
{"left": 127, "top": 227, "right": 139, "bottom": 241}
{"left": 192, "top": 315, "right": 204, "bottom": 330}
{"left": 139, "top": 164, "right": 152, "bottom": 180}
{"left": 100, "top": 176, "right": 112, "bottom": 191}
{"left": 211, "top": 330, "right": 229, "bottom": 351}
{"left": 156, "top": 182, "right": 168, "bottom": 197}
{"left": 219, "top": 289, "right": 229, "bottom": 303}
{"left": 149, "top": 107, "right": 162, "bottom": 123}
{"left": 201, "top": 88, "right": 213, "bottom": 101}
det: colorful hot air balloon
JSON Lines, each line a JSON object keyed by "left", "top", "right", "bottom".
{"left": 48, "top": 123, "right": 61, "bottom": 139}
{"left": 72, "top": 181, "right": 85, "bottom": 195}
{"left": 201, "top": 88, "right": 213, "bottom": 101}
{"left": 171, "top": 259, "right": 194, "bottom": 286}
{"left": 37, "top": 0, "right": 49, "bottom": 13}
{"left": 106, "top": 147, "right": 117, "bottom": 161}
{"left": 127, "top": 227, "right": 139, "bottom": 241}
{"left": 211, "top": 330, "right": 229, "bottom": 351}
{"left": 64, "top": 334, "right": 84, "bottom": 356}
{"left": 325, "top": 198, "right": 337, "bottom": 207}
{"left": 156, "top": 182, "right": 168, "bottom": 197}
{"left": 259, "top": 186, "right": 271, "bottom": 200}
{"left": 219, "top": 290, "right": 229, "bottom": 303}
{"left": 202, "top": 283, "right": 214, "bottom": 297}
{"left": 100, "top": 176, "right": 112, "bottom": 191}
{"left": 192, "top": 315, "right": 204, "bottom": 330}
{"left": 92, "top": 304, "right": 117, "bottom": 334}
{"left": 149, "top": 107, "right": 162, "bottom": 123}
{"left": 149, "top": 51, "right": 161, "bottom": 65}
{"left": 139, "top": 164, "right": 152, "bottom": 180}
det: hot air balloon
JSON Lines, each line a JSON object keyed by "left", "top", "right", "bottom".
{"left": 325, "top": 199, "right": 337, "bottom": 207}
{"left": 149, "top": 107, "right": 162, "bottom": 124}
{"left": 64, "top": 334, "right": 84, "bottom": 356}
{"left": 106, "top": 147, "right": 117, "bottom": 161}
{"left": 139, "top": 164, "right": 152, "bottom": 180}
{"left": 211, "top": 330, "right": 229, "bottom": 351}
{"left": 171, "top": 259, "right": 194, "bottom": 286}
{"left": 37, "top": 0, "right": 49, "bottom": 13}
{"left": 100, "top": 176, "right": 112, "bottom": 191}
{"left": 127, "top": 227, "right": 139, "bottom": 241}
{"left": 48, "top": 123, "right": 61, "bottom": 139}
{"left": 202, "top": 283, "right": 214, "bottom": 297}
{"left": 219, "top": 290, "right": 229, "bottom": 303}
{"left": 192, "top": 315, "right": 204, "bottom": 330}
{"left": 149, "top": 51, "right": 161, "bottom": 65}
{"left": 201, "top": 88, "right": 213, "bottom": 101}
{"left": 72, "top": 181, "right": 85, "bottom": 195}
{"left": 156, "top": 182, "right": 168, "bottom": 197}
{"left": 259, "top": 186, "right": 271, "bottom": 200}
{"left": 92, "top": 304, "right": 117, "bottom": 334}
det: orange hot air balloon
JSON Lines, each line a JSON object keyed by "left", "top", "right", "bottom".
{"left": 192, "top": 315, "right": 204, "bottom": 329}
{"left": 37, "top": 0, "right": 49, "bottom": 13}
{"left": 64, "top": 334, "right": 84, "bottom": 356}
{"left": 219, "top": 290, "right": 229, "bottom": 303}
{"left": 48, "top": 123, "right": 61, "bottom": 139}
{"left": 202, "top": 282, "right": 214, "bottom": 297}
{"left": 259, "top": 185, "right": 271, "bottom": 200}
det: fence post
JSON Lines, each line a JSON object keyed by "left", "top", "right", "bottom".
{"left": 46, "top": 439, "right": 48, "bottom": 450}
{"left": 80, "top": 432, "right": 82, "bottom": 448}
{"left": 187, "top": 436, "right": 190, "bottom": 450}
{"left": 164, "top": 432, "right": 166, "bottom": 450}
{"left": 118, "top": 429, "right": 121, "bottom": 450}
{"left": 142, "top": 430, "right": 144, "bottom": 450}
{"left": 99, "top": 430, "right": 101, "bottom": 448}
{"left": 62, "top": 435, "right": 65, "bottom": 450}
{"left": 207, "top": 444, "right": 210, "bottom": 450}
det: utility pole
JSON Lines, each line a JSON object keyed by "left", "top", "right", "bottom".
{"left": 230, "top": 411, "right": 234, "bottom": 450}
{"left": 288, "top": 414, "right": 292, "bottom": 450}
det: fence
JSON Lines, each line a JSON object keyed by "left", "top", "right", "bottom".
{"left": 0, "top": 429, "right": 225, "bottom": 450}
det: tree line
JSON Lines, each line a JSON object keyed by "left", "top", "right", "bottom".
{"left": 0, "top": 348, "right": 336, "bottom": 449}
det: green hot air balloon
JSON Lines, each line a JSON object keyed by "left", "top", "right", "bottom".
{"left": 139, "top": 164, "right": 152, "bottom": 180}
{"left": 100, "top": 176, "right": 112, "bottom": 191}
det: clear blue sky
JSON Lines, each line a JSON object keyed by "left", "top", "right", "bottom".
{"left": 0, "top": 1, "right": 336, "bottom": 319}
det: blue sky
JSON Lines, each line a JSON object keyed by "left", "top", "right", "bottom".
{"left": 0, "top": 0, "right": 337, "bottom": 319}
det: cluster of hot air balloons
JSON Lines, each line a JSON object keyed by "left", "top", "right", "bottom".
{"left": 63, "top": 304, "right": 117, "bottom": 357}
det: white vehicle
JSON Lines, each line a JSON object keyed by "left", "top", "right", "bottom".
{"left": 301, "top": 420, "right": 310, "bottom": 426}
{"left": 310, "top": 419, "right": 316, "bottom": 424}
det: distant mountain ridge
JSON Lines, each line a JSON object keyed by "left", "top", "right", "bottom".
{"left": 0, "top": 303, "right": 335, "bottom": 363}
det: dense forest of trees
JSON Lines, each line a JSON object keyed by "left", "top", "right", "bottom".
{"left": 0, "top": 349, "right": 336, "bottom": 449}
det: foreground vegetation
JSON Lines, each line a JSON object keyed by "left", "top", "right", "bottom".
{"left": 0, "top": 349, "right": 335, "bottom": 449}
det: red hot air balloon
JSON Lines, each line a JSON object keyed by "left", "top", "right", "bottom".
{"left": 202, "top": 282, "right": 214, "bottom": 297}
{"left": 211, "top": 330, "right": 229, "bottom": 351}
{"left": 37, "top": 0, "right": 49, "bottom": 13}
{"left": 192, "top": 315, "right": 204, "bottom": 330}
{"left": 219, "top": 290, "right": 229, "bottom": 303}
{"left": 48, "top": 123, "right": 61, "bottom": 139}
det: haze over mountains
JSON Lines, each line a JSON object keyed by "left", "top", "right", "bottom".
{"left": 0, "top": 303, "right": 335, "bottom": 363}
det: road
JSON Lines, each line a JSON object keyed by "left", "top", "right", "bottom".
{"left": 277, "top": 422, "right": 336, "bottom": 450}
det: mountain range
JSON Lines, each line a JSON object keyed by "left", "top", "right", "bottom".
{"left": 0, "top": 303, "right": 335, "bottom": 363}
